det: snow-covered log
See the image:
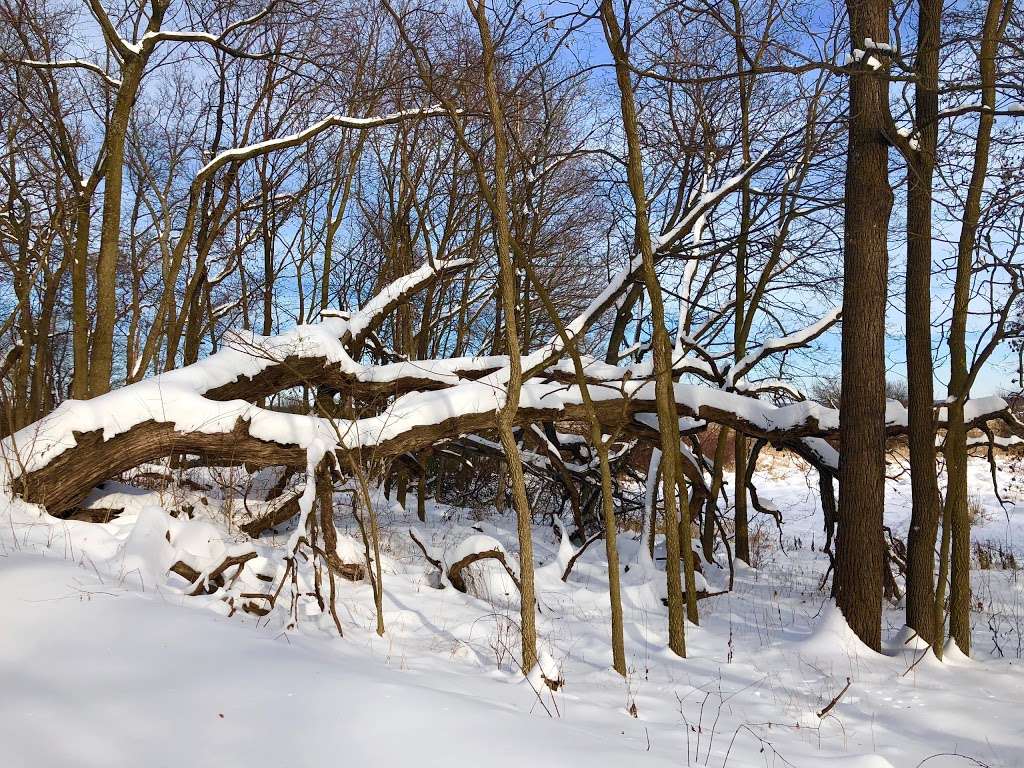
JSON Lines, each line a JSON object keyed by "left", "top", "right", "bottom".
{"left": 11, "top": 372, "right": 1020, "bottom": 518}
{"left": 4, "top": 253, "right": 1020, "bottom": 521}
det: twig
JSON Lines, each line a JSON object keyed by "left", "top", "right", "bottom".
{"left": 817, "top": 677, "right": 851, "bottom": 718}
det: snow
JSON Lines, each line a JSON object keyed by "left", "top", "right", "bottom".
{"left": 0, "top": 554, "right": 668, "bottom": 768}
{"left": 2, "top": 237, "right": 1022, "bottom": 767}
{"left": 798, "top": 603, "right": 881, "bottom": 658}
{"left": 7, "top": 347, "right": 1009, "bottom": 491}
{"left": 445, "top": 532, "right": 515, "bottom": 567}
{"left": 3, "top": 450, "right": 1024, "bottom": 767}
{"left": 346, "top": 258, "right": 472, "bottom": 340}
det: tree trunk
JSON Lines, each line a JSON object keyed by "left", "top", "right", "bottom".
{"left": 600, "top": 0, "right": 687, "bottom": 657}
{"left": 91, "top": 59, "right": 147, "bottom": 396}
{"left": 903, "top": 0, "right": 942, "bottom": 648}
{"left": 702, "top": 429, "right": 730, "bottom": 561}
{"left": 835, "top": 0, "right": 893, "bottom": 652}
{"left": 469, "top": 0, "right": 538, "bottom": 674}
{"left": 944, "top": 0, "right": 1006, "bottom": 656}
{"left": 71, "top": 198, "right": 92, "bottom": 400}
{"left": 417, "top": 454, "right": 427, "bottom": 523}
{"left": 676, "top": 471, "right": 699, "bottom": 624}
{"left": 734, "top": 432, "right": 750, "bottom": 563}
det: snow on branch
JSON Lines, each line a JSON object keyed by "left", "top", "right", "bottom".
{"left": 13, "top": 58, "right": 121, "bottom": 88}
{"left": 576, "top": 149, "right": 773, "bottom": 341}
{"left": 195, "top": 106, "right": 450, "bottom": 183}
{"left": 445, "top": 534, "right": 521, "bottom": 593}
{"left": 344, "top": 258, "right": 473, "bottom": 350}
{"left": 726, "top": 307, "right": 842, "bottom": 388}
{"left": 136, "top": 2, "right": 279, "bottom": 58}
{"left": 6, "top": 366, "right": 1019, "bottom": 517}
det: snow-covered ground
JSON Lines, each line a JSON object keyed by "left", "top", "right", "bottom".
{"left": 2, "top": 453, "right": 1023, "bottom": 768}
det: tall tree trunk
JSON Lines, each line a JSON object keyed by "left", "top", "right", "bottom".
{"left": 944, "top": 0, "right": 1007, "bottom": 656}
{"left": 903, "top": 0, "right": 942, "bottom": 648}
{"left": 518, "top": 245, "right": 628, "bottom": 675}
{"left": 71, "top": 198, "right": 92, "bottom": 400}
{"left": 835, "top": 0, "right": 893, "bottom": 651}
{"left": 90, "top": 61, "right": 146, "bottom": 395}
{"left": 600, "top": 0, "right": 688, "bottom": 657}
{"left": 730, "top": 0, "right": 753, "bottom": 564}
{"left": 89, "top": 0, "right": 169, "bottom": 394}
{"left": 469, "top": 0, "right": 538, "bottom": 673}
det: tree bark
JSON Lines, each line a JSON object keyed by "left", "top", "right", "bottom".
{"left": 469, "top": 0, "right": 538, "bottom": 673}
{"left": 836, "top": 0, "right": 893, "bottom": 652}
{"left": 944, "top": 0, "right": 1007, "bottom": 656}
{"left": 600, "top": 0, "right": 688, "bottom": 657}
{"left": 90, "top": 0, "right": 169, "bottom": 395}
{"left": 734, "top": 432, "right": 750, "bottom": 563}
{"left": 903, "top": 0, "right": 942, "bottom": 648}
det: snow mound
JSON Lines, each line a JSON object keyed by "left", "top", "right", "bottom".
{"left": 444, "top": 534, "right": 520, "bottom": 606}
{"left": 886, "top": 625, "right": 932, "bottom": 654}
{"left": 526, "top": 646, "right": 563, "bottom": 690}
{"left": 118, "top": 506, "right": 177, "bottom": 590}
{"left": 941, "top": 638, "right": 973, "bottom": 666}
{"left": 798, "top": 604, "right": 883, "bottom": 659}
{"left": 445, "top": 533, "right": 514, "bottom": 567}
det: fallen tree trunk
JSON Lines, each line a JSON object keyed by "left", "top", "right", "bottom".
{"left": 9, "top": 387, "right": 1021, "bottom": 518}
{"left": 4, "top": 252, "right": 1019, "bottom": 523}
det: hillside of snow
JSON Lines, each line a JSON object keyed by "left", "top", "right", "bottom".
{"left": 2, "top": 453, "right": 1023, "bottom": 768}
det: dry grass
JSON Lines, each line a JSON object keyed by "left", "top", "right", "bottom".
{"left": 967, "top": 494, "right": 993, "bottom": 526}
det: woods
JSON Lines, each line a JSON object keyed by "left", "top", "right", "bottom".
{"left": 1, "top": 0, "right": 1024, "bottom": 717}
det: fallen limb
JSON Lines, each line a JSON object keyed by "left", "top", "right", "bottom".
{"left": 170, "top": 551, "right": 258, "bottom": 596}
{"left": 12, "top": 388, "right": 1021, "bottom": 519}
{"left": 817, "top": 677, "right": 852, "bottom": 718}
{"left": 240, "top": 489, "right": 304, "bottom": 538}
{"left": 561, "top": 529, "right": 604, "bottom": 582}
{"left": 307, "top": 542, "right": 366, "bottom": 582}
{"left": 409, "top": 528, "right": 444, "bottom": 576}
{"left": 447, "top": 547, "right": 522, "bottom": 594}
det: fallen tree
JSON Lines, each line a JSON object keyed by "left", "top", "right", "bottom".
{"left": 3, "top": 259, "right": 1020, "bottom": 523}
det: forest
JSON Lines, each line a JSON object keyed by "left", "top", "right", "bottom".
{"left": 1, "top": 0, "right": 1023, "bottom": 766}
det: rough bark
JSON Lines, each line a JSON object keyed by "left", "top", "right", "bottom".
{"left": 836, "top": 0, "right": 893, "bottom": 651}
{"left": 90, "top": 1, "right": 169, "bottom": 395}
{"left": 903, "top": 0, "right": 942, "bottom": 648}
{"left": 15, "top": 369, "right": 1020, "bottom": 521}
{"left": 734, "top": 432, "right": 750, "bottom": 563}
